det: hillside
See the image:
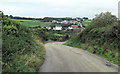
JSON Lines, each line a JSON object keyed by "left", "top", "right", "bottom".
{"left": 65, "top": 12, "right": 120, "bottom": 65}
{"left": 12, "top": 19, "right": 63, "bottom": 28}
{"left": 11, "top": 19, "right": 52, "bottom": 27}
{"left": 2, "top": 13, "right": 46, "bottom": 72}
{"left": 11, "top": 17, "right": 91, "bottom": 29}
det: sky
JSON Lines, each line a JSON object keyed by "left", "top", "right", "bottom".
{"left": 0, "top": 0, "right": 119, "bottom": 18}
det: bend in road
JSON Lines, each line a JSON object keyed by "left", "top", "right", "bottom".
{"left": 39, "top": 42, "right": 118, "bottom": 72}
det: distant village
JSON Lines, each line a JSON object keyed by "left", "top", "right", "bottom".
{"left": 44, "top": 17, "right": 90, "bottom": 31}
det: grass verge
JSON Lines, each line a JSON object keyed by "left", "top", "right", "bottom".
{"left": 64, "top": 42, "right": 119, "bottom": 66}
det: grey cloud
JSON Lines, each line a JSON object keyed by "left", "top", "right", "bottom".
{"left": 0, "top": 0, "right": 118, "bottom": 18}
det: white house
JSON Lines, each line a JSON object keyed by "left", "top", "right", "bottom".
{"left": 61, "top": 20, "right": 69, "bottom": 24}
{"left": 69, "top": 20, "right": 78, "bottom": 24}
{"left": 46, "top": 27, "right": 51, "bottom": 30}
{"left": 52, "top": 20, "right": 57, "bottom": 23}
{"left": 68, "top": 26, "right": 73, "bottom": 30}
{"left": 53, "top": 26, "right": 62, "bottom": 30}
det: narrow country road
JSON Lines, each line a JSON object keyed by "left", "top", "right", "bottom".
{"left": 39, "top": 42, "right": 118, "bottom": 72}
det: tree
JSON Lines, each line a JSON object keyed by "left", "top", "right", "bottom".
{"left": 83, "top": 17, "right": 88, "bottom": 20}
{"left": 9, "top": 15, "right": 13, "bottom": 19}
{"left": 92, "top": 12, "right": 117, "bottom": 27}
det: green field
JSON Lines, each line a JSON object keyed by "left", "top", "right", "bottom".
{"left": 12, "top": 19, "right": 52, "bottom": 27}
{"left": 54, "top": 33, "right": 64, "bottom": 36}
{"left": 12, "top": 19, "right": 63, "bottom": 27}
{"left": 84, "top": 20, "right": 91, "bottom": 23}
{"left": 82, "top": 20, "right": 91, "bottom": 27}
{"left": 12, "top": 19, "right": 92, "bottom": 28}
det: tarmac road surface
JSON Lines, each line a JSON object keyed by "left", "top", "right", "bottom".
{"left": 39, "top": 42, "right": 118, "bottom": 72}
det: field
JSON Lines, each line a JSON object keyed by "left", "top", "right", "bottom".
{"left": 12, "top": 19, "right": 63, "bottom": 27}
{"left": 82, "top": 20, "right": 91, "bottom": 27}
{"left": 12, "top": 19, "right": 52, "bottom": 27}
{"left": 12, "top": 19, "right": 92, "bottom": 28}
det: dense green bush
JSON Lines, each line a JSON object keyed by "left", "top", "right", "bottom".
{"left": 2, "top": 13, "right": 45, "bottom": 72}
{"left": 32, "top": 28, "right": 49, "bottom": 42}
{"left": 3, "top": 25, "right": 18, "bottom": 35}
{"left": 32, "top": 28, "right": 70, "bottom": 42}
{"left": 65, "top": 12, "right": 120, "bottom": 65}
